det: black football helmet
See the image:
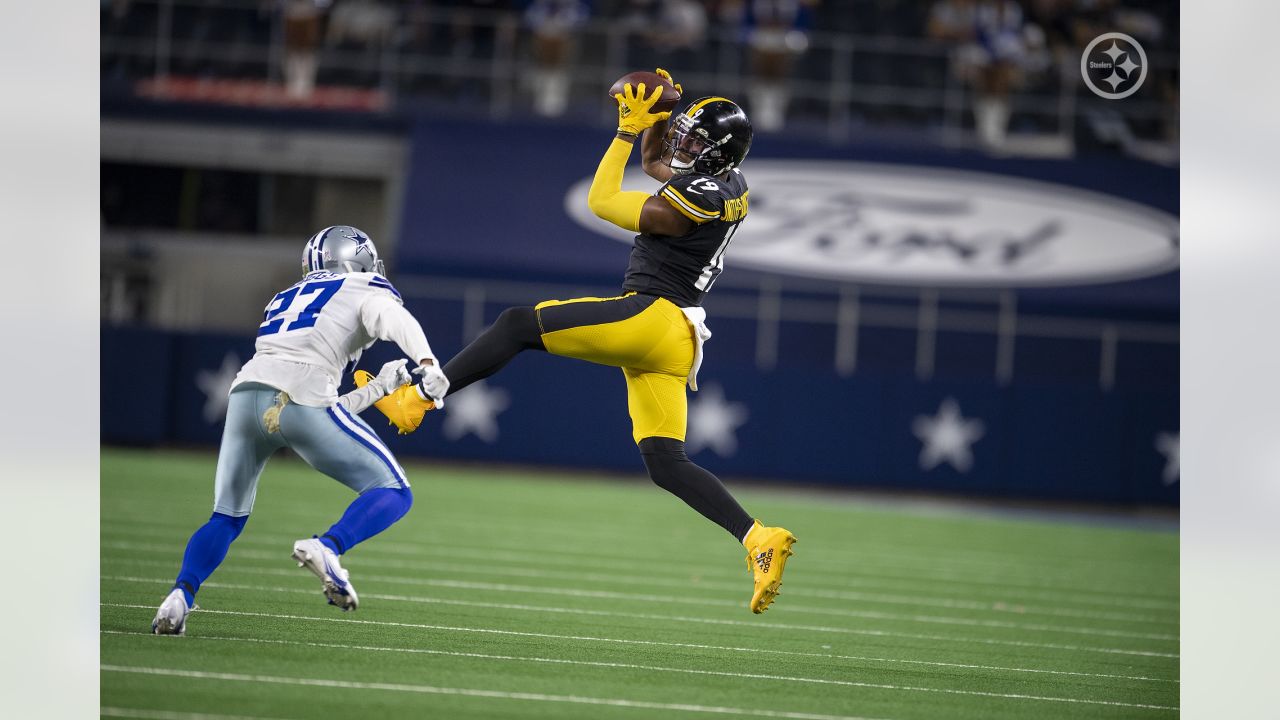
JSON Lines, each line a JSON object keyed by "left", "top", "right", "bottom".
{"left": 662, "top": 97, "right": 753, "bottom": 177}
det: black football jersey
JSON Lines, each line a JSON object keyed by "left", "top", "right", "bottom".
{"left": 622, "top": 169, "right": 749, "bottom": 307}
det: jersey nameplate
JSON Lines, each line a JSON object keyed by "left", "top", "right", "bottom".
{"left": 722, "top": 191, "right": 749, "bottom": 223}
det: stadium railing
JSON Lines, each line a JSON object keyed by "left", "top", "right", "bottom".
{"left": 100, "top": 0, "right": 1179, "bottom": 150}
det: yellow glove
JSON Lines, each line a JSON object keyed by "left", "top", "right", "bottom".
{"left": 354, "top": 369, "right": 435, "bottom": 435}
{"left": 615, "top": 82, "right": 671, "bottom": 136}
{"left": 655, "top": 67, "right": 683, "bottom": 97}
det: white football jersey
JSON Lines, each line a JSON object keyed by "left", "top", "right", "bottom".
{"left": 232, "top": 271, "right": 433, "bottom": 407}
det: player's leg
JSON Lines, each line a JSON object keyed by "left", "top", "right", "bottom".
{"left": 441, "top": 293, "right": 669, "bottom": 396}
{"left": 535, "top": 293, "right": 678, "bottom": 368}
{"left": 442, "top": 306, "right": 546, "bottom": 395}
{"left": 534, "top": 293, "right": 758, "bottom": 536}
{"left": 154, "top": 384, "right": 282, "bottom": 634}
{"left": 627, "top": 369, "right": 756, "bottom": 539}
{"left": 280, "top": 401, "right": 413, "bottom": 611}
{"left": 621, "top": 321, "right": 797, "bottom": 614}
{"left": 369, "top": 306, "right": 544, "bottom": 433}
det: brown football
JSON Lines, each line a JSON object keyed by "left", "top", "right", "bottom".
{"left": 608, "top": 71, "right": 681, "bottom": 113}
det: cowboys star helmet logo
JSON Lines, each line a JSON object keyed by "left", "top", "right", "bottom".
{"left": 351, "top": 233, "right": 375, "bottom": 260}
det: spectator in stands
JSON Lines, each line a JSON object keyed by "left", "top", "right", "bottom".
{"left": 928, "top": 0, "right": 1033, "bottom": 150}
{"left": 741, "top": 0, "right": 817, "bottom": 132}
{"left": 324, "top": 0, "right": 397, "bottom": 87}
{"left": 524, "top": 0, "right": 591, "bottom": 117}
{"left": 277, "top": 0, "right": 331, "bottom": 99}
{"left": 442, "top": 0, "right": 518, "bottom": 63}
{"left": 624, "top": 0, "right": 708, "bottom": 75}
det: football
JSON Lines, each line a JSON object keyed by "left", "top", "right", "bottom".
{"left": 608, "top": 70, "right": 681, "bottom": 113}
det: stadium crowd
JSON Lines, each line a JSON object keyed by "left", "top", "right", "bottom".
{"left": 102, "top": 0, "right": 1177, "bottom": 150}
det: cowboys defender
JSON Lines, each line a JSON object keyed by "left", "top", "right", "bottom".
{"left": 151, "top": 226, "right": 450, "bottom": 634}
{"left": 370, "top": 69, "right": 797, "bottom": 613}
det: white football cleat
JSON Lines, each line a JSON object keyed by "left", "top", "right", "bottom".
{"left": 291, "top": 538, "right": 359, "bottom": 611}
{"left": 151, "top": 588, "right": 190, "bottom": 635}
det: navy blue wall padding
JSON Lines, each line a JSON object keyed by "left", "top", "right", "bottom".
{"left": 102, "top": 324, "right": 1178, "bottom": 506}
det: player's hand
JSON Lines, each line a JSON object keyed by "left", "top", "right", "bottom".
{"left": 371, "top": 359, "right": 412, "bottom": 395}
{"left": 356, "top": 368, "right": 435, "bottom": 434}
{"left": 615, "top": 82, "right": 671, "bottom": 136}
{"left": 414, "top": 362, "right": 450, "bottom": 409}
{"left": 655, "top": 67, "right": 682, "bottom": 98}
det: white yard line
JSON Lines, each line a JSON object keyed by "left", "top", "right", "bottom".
{"left": 102, "top": 577, "right": 1179, "bottom": 660}
{"left": 101, "top": 665, "right": 891, "bottom": 720}
{"left": 100, "top": 662, "right": 1176, "bottom": 712}
{"left": 106, "top": 558, "right": 1180, "bottom": 644}
{"left": 101, "top": 609, "right": 1175, "bottom": 684}
{"left": 98, "top": 522, "right": 1181, "bottom": 611}
{"left": 101, "top": 540, "right": 1177, "bottom": 626}
{"left": 101, "top": 708, "right": 294, "bottom": 720}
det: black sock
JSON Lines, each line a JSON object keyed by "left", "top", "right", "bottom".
{"left": 443, "top": 306, "right": 546, "bottom": 396}
{"left": 639, "top": 437, "right": 755, "bottom": 541}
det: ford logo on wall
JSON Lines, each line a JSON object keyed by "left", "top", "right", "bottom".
{"left": 565, "top": 160, "right": 1178, "bottom": 287}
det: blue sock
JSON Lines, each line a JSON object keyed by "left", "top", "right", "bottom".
{"left": 319, "top": 487, "right": 413, "bottom": 555}
{"left": 174, "top": 512, "right": 248, "bottom": 605}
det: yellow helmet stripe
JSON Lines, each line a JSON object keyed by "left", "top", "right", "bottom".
{"left": 685, "top": 96, "right": 733, "bottom": 117}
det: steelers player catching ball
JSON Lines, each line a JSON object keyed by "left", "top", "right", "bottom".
{"left": 363, "top": 68, "right": 797, "bottom": 613}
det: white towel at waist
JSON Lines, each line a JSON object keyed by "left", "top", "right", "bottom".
{"left": 680, "top": 306, "right": 712, "bottom": 391}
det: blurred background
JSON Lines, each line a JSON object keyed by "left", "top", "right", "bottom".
{"left": 100, "top": 0, "right": 1179, "bottom": 508}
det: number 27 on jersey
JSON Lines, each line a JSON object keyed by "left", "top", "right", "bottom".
{"left": 257, "top": 279, "right": 345, "bottom": 337}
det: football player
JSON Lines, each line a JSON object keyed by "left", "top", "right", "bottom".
{"left": 151, "top": 226, "right": 450, "bottom": 634}
{"left": 370, "top": 69, "right": 796, "bottom": 614}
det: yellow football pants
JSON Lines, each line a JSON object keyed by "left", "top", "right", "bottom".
{"left": 534, "top": 292, "right": 694, "bottom": 443}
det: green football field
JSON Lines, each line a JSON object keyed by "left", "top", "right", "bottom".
{"left": 101, "top": 447, "right": 1178, "bottom": 719}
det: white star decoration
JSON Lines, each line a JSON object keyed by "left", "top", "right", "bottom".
{"left": 1155, "top": 432, "right": 1179, "bottom": 485}
{"left": 1118, "top": 55, "right": 1140, "bottom": 77}
{"left": 195, "top": 352, "right": 242, "bottom": 424}
{"left": 442, "top": 380, "right": 510, "bottom": 443}
{"left": 687, "top": 383, "right": 749, "bottom": 457}
{"left": 913, "top": 397, "right": 985, "bottom": 473}
{"left": 1103, "top": 42, "right": 1124, "bottom": 62}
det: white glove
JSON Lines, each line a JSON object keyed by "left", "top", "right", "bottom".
{"left": 372, "top": 359, "right": 413, "bottom": 395}
{"left": 414, "top": 362, "right": 450, "bottom": 408}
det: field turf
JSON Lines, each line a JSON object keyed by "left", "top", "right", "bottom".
{"left": 101, "top": 447, "right": 1178, "bottom": 719}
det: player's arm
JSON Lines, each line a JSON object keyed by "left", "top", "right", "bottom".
{"left": 588, "top": 82, "right": 692, "bottom": 237}
{"left": 359, "top": 292, "right": 450, "bottom": 403}
{"left": 338, "top": 359, "right": 411, "bottom": 414}
{"left": 590, "top": 133, "right": 695, "bottom": 237}
{"left": 640, "top": 69, "right": 681, "bottom": 183}
{"left": 640, "top": 118, "right": 673, "bottom": 183}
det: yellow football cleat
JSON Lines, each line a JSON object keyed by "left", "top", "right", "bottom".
{"left": 743, "top": 520, "right": 797, "bottom": 614}
{"left": 354, "top": 370, "right": 435, "bottom": 435}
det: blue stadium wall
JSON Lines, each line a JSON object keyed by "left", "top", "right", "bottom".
{"left": 102, "top": 116, "right": 1178, "bottom": 507}
{"left": 101, "top": 319, "right": 1177, "bottom": 506}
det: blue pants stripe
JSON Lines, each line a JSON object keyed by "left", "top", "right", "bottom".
{"left": 327, "top": 405, "right": 407, "bottom": 488}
